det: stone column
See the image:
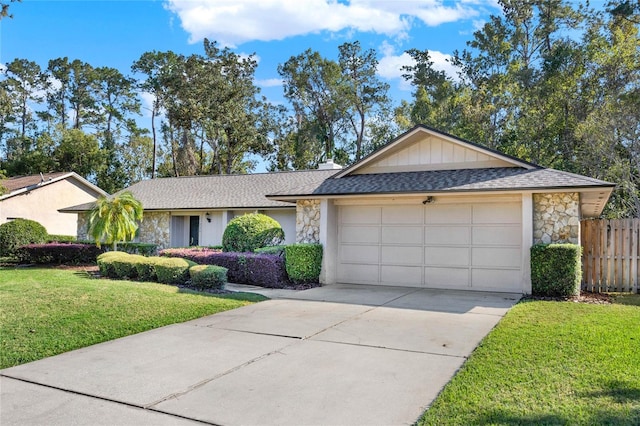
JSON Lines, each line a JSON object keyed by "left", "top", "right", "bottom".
{"left": 533, "top": 193, "right": 580, "bottom": 244}
{"left": 296, "top": 199, "right": 321, "bottom": 243}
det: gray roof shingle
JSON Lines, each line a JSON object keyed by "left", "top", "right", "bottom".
{"left": 61, "top": 170, "right": 339, "bottom": 212}
{"left": 267, "top": 167, "right": 615, "bottom": 197}
{"left": 3, "top": 172, "right": 69, "bottom": 192}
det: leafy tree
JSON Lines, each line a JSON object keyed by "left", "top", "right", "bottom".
{"left": 338, "top": 41, "right": 390, "bottom": 161}
{"left": 0, "top": 0, "right": 20, "bottom": 20}
{"left": 93, "top": 66, "right": 141, "bottom": 193}
{"left": 53, "top": 129, "right": 103, "bottom": 178}
{"left": 279, "top": 49, "right": 346, "bottom": 163}
{"left": 2, "top": 59, "right": 49, "bottom": 140}
{"left": 88, "top": 191, "right": 143, "bottom": 251}
{"left": 132, "top": 51, "right": 181, "bottom": 178}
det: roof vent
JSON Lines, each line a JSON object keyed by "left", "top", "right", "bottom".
{"left": 318, "top": 159, "right": 343, "bottom": 170}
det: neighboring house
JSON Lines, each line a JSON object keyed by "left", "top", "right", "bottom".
{"left": 0, "top": 172, "right": 107, "bottom": 236}
{"left": 66, "top": 126, "right": 615, "bottom": 293}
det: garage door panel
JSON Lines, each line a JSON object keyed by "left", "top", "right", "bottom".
{"left": 425, "top": 267, "right": 469, "bottom": 288}
{"left": 425, "top": 205, "right": 471, "bottom": 224}
{"left": 425, "top": 247, "right": 470, "bottom": 267}
{"left": 473, "top": 226, "right": 520, "bottom": 245}
{"left": 472, "top": 247, "right": 521, "bottom": 268}
{"left": 341, "top": 226, "right": 379, "bottom": 244}
{"left": 338, "top": 201, "right": 523, "bottom": 292}
{"left": 338, "top": 264, "right": 379, "bottom": 283}
{"left": 425, "top": 226, "right": 470, "bottom": 245}
{"left": 382, "top": 205, "right": 423, "bottom": 224}
{"left": 382, "top": 246, "right": 422, "bottom": 265}
{"left": 340, "top": 245, "right": 378, "bottom": 263}
{"left": 382, "top": 226, "right": 423, "bottom": 244}
{"left": 381, "top": 265, "right": 422, "bottom": 285}
{"left": 472, "top": 269, "right": 521, "bottom": 292}
{"left": 473, "top": 203, "right": 520, "bottom": 224}
{"left": 341, "top": 206, "right": 380, "bottom": 224}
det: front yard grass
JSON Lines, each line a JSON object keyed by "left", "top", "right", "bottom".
{"left": 419, "top": 295, "right": 640, "bottom": 425}
{"left": 0, "top": 267, "right": 266, "bottom": 369}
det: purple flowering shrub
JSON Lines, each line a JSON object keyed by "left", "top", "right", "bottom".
{"left": 159, "top": 248, "right": 289, "bottom": 288}
{"left": 15, "top": 243, "right": 105, "bottom": 264}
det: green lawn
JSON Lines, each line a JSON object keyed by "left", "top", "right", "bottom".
{"left": 419, "top": 295, "right": 640, "bottom": 425}
{"left": 0, "top": 267, "right": 266, "bottom": 369}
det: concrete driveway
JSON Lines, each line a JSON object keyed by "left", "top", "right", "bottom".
{"left": 1, "top": 284, "right": 521, "bottom": 425}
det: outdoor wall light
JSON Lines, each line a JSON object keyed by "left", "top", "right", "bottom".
{"left": 205, "top": 212, "right": 211, "bottom": 223}
{"left": 422, "top": 196, "right": 434, "bottom": 204}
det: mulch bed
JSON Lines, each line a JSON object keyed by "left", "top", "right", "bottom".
{"left": 524, "top": 291, "right": 612, "bottom": 304}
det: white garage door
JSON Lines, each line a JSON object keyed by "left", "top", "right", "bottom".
{"left": 337, "top": 200, "right": 523, "bottom": 292}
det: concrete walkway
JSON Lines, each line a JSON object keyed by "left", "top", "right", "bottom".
{"left": 1, "top": 284, "right": 521, "bottom": 425}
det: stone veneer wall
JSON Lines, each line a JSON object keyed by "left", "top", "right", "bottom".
{"left": 138, "top": 211, "right": 171, "bottom": 249}
{"left": 533, "top": 192, "right": 580, "bottom": 244}
{"left": 296, "top": 199, "right": 321, "bottom": 243}
{"left": 77, "top": 211, "right": 171, "bottom": 249}
{"left": 77, "top": 212, "right": 89, "bottom": 240}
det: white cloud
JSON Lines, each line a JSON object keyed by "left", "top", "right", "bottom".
{"left": 164, "top": 0, "right": 481, "bottom": 46}
{"left": 256, "top": 78, "right": 283, "bottom": 88}
{"left": 377, "top": 49, "right": 460, "bottom": 91}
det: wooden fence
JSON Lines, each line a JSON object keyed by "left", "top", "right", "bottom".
{"left": 581, "top": 219, "right": 640, "bottom": 293}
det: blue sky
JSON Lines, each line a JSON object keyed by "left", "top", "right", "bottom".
{"left": 1, "top": 0, "right": 505, "bottom": 109}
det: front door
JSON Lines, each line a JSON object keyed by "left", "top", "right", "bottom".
{"left": 189, "top": 216, "right": 200, "bottom": 246}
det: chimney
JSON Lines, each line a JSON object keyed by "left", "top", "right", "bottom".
{"left": 318, "top": 159, "right": 343, "bottom": 170}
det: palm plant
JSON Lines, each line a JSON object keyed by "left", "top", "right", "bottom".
{"left": 88, "top": 191, "right": 143, "bottom": 251}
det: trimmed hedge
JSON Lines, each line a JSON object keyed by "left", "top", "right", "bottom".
{"left": 531, "top": 243, "right": 582, "bottom": 297}
{"left": 161, "top": 248, "right": 288, "bottom": 288}
{"left": 116, "top": 242, "right": 158, "bottom": 256}
{"left": 190, "top": 265, "right": 227, "bottom": 290}
{"left": 222, "top": 213, "right": 285, "bottom": 252}
{"left": 155, "top": 257, "right": 194, "bottom": 285}
{"left": 97, "top": 251, "right": 130, "bottom": 278}
{"left": 15, "top": 243, "right": 103, "bottom": 264}
{"left": 111, "top": 254, "right": 148, "bottom": 279}
{"left": 47, "top": 235, "right": 76, "bottom": 243}
{"left": 254, "top": 245, "right": 286, "bottom": 256}
{"left": 0, "top": 219, "right": 48, "bottom": 256}
{"left": 285, "top": 243, "right": 323, "bottom": 284}
{"left": 133, "top": 256, "right": 159, "bottom": 281}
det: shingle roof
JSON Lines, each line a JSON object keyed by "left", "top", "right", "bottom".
{"left": 3, "top": 172, "right": 69, "bottom": 193}
{"left": 61, "top": 170, "right": 339, "bottom": 212}
{"left": 268, "top": 167, "right": 615, "bottom": 197}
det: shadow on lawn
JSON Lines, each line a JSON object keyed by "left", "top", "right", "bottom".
{"left": 580, "top": 379, "right": 640, "bottom": 404}
{"left": 476, "top": 407, "right": 639, "bottom": 425}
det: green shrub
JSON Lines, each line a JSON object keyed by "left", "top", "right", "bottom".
{"left": 254, "top": 245, "right": 286, "bottom": 256}
{"left": 189, "top": 265, "right": 228, "bottom": 290}
{"left": 97, "top": 251, "right": 130, "bottom": 278}
{"left": 47, "top": 235, "right": 76, "bottom": 243}
{"left": 531, "top": 243, "right": 582, "bottom": 297}
{"left": 285, "top": 243, "right": 323, "bottom": 284}
{"left": 155, "top": 257, "right": 193, "bottom": 285}
{"left": 222, "top": 213, "right": 285, "bottom": 252}
{"left": 117, "top": 242, "right": 158, "bottom": 256}
{"left": 133, "top": 256, "right": 161, "bottom": 281}
{"left": 111, "top": 254, "right": 147, "bottom": 279}
{"left": 0, "top": 219, "right": 48, "bottom": 256}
